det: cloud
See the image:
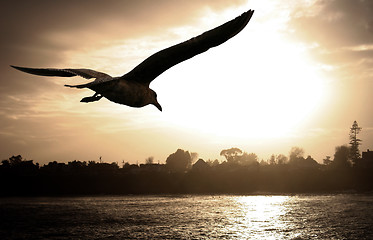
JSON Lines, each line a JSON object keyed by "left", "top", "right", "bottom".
{"left": 288, "top": 0, "right": 373, "bottom": 103}
{"left": 290, "top": 0, "right": 373, "bottom": 48}
{"left": 288, "top": 0, "right": 373, "bottom": 76}
{"left": 1, "top": 0, "right": 246, "bottom": 61}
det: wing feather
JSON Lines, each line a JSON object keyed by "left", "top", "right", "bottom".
{"left": 122, "top": 9, "right": 254, "bottom": 85}
{"left": 11, "top": 66, "right": 111, "bottom": 79}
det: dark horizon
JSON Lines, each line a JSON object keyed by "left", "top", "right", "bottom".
{"left": 2, "top": 145, "right": 373, "bottom": 196}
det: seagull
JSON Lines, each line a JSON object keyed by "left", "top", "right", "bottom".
{"left": 11, "top": 9, "right": 254, "bottom": 111}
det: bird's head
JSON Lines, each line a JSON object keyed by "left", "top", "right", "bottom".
{"left": 150, "top": 89, "right": 162, "bottom": 112}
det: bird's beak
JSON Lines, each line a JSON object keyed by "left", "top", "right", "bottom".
{"left": 153, "top": 101, "right": 162, "bottom": 112}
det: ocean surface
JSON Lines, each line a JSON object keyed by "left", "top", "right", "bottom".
{"left": 1, "top": 194, "right": 373, "bottom": 239}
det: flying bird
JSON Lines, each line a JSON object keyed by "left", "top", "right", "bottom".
{"left": 11, "top": 9, "right": 254, "bottom": 111}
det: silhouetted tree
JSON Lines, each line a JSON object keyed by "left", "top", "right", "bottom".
{"left": 166, "top": 149, "right": 192, "bottom": 172}
{"left": 303, "top": 156, "right": 319, "bottom": 168}
{"left": 220, "top": 147, "right": 243, "bottom": 163}
{"left": 323, "top": 156, "right": 332, "bottom": 165}
{"left": 276, "top": 154, "right": 288, "bottom": 165}
{"left": 287, "top": 148, "right": 319, "bottom": 169}
{"left": 0, "top": 155, "right": 39, "bottom": 178}
{"left": 268, "top": 154, "right": 276, "bottom": 165}
{"left": 9, "top": 155, "right": 23, "bottom": 166}
{"left": 1, "top": 159, "right": 10, "bottom": 168}
{"left": 288, "top": 147, "right": 306, "bottom": 166}
{"left": 349, "top": 120, "right": 362, "bottom": 165}
{"left": 68, "top": 160, "right": 87, "bottom": 168}
{"left": 145, "top": 156, "right": 154, "bottom": 164}
{"left": 289, "top": 147, "right": 305, "bottom": 162}
{"left": 266, "top": 154, "right": 288, "bottom": 165}
{"left": 192, "top": 159, "right": 209, "bottom": 171}
{"left": 259, "top": 159, "right": 268, "bottom": 166}
{"left": 237, "top": 152, "right": 258, "bottom": 166}
{"left": 206, "top": 159, "right": 220, "bottom": 167}
{"left": 333, "top": 145, "right": 351, "bottom": 168}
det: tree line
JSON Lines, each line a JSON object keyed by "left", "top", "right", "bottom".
{"left": 1, "top": 121, "right": 372, "bottom": 196}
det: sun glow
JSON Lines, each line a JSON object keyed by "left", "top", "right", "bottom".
{"left": 152, "top": 14, "right": 327, "bottom": 141}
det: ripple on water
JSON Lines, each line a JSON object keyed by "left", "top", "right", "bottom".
{"left": 1, "top": 194, "right": 373, "bottom": 239}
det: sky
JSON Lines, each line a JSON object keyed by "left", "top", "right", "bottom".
{"left": 1, "top": 0, "right": 373, "bottom": 165}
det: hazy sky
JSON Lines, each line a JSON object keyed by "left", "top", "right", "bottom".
{"left": 1, "top": 0, "right": 373, "bottom": 164}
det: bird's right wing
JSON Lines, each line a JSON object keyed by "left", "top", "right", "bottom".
{"left": 121, "top": 9, "right": 254, "bottom": 85}
{"left": 11, "top": 66, "right": 111, "bottom": 79}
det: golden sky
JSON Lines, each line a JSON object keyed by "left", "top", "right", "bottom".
{"left": 1, "top": 0, "right": 373, "bottom": 164}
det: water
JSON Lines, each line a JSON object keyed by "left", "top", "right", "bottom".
{"left": 1, "top": 194, "right": 372, "bottom": 239}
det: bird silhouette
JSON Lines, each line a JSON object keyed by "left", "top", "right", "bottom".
{"left": 11, "top": 9, "right": 254, "bottom": 111}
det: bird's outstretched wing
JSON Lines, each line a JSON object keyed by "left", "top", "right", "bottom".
{"left": 11, "top": 66, "right": 111, "bottom": 79}
{"left": 122, "top": 9, "right": 254, "bottom": 85}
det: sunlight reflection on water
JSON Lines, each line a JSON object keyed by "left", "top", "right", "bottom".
{"left": 231, "top": 196, "right": 290, "bottom": 239}
{"left": 1, "top": 194, "right": 373, "bottom": 239}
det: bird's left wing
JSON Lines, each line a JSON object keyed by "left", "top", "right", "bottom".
{"left": 11, "top": 66, "right": 111, "bottom": 79}
{"left": 121, "top": 9, "right": 254, "bottom": 85}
